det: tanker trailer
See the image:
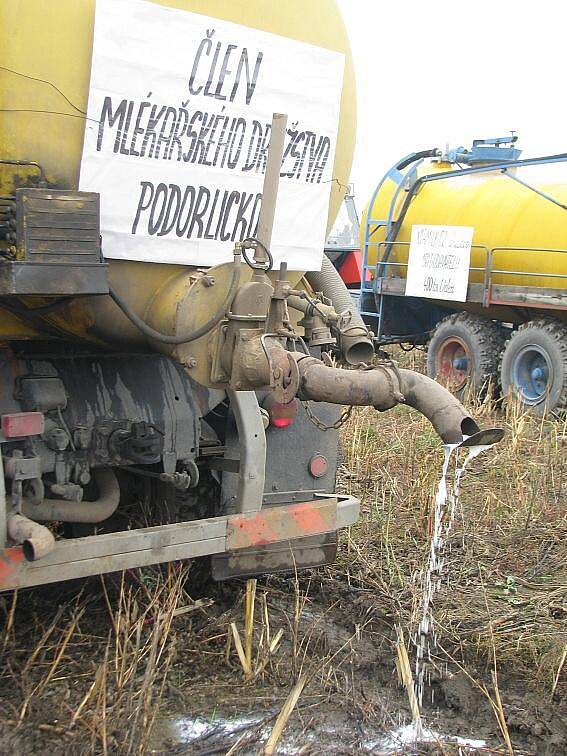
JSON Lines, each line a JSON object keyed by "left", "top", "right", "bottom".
{"left": 0, "top": 0, "right": 498, "bottom": 591}
{"left": 359, "top": 137, "right": 567, "bottom": 415}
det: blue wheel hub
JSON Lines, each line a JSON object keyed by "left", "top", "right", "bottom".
{"left": 453, "top": 356, "right": 469, "bottom": 371}
{"left": 512, "top": 345, "right": 552, "bottom": 405}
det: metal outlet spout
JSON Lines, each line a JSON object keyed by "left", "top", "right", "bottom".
{"left": 7, "top": 513, "right": 55, "bottom": 561}
{"left": 293, "top": 354, "right": 499, "bottom": 445}
{"left": 396, "top": 368, "right": 481, "bottom": 444}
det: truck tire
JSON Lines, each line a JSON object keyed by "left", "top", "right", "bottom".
{"left": 427, "top": 313, "right": 506, "bottom": 397}
{"left": 500, "top": 318, "right": 567, "bottom": 417}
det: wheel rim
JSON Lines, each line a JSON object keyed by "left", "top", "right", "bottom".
{"left": 511, "top": 344, "right": 553, "bottom": 405}
{"left": 436, "top": 336, "right": 471, "bottom": 390}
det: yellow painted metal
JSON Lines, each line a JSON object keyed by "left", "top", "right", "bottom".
{"left": 0, "top": 0, "right": 354, "bottom": 224}
{"left": 0, "top": 310, "right": 39, "bottom": 340}
{"left": 142, "top": 263, "right": 304, "bottom": 387}
{"left": 362, "top": 161, "right": 567, "bottom": 291}
{"left": 0, "top": 0, "right": 355, "bottom": 346}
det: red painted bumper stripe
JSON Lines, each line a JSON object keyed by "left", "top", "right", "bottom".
{"left": 0, "top": 546, "right": 25, "bottom": 586}
{"left": 227, "top": 499, "right": 337, "bottom": 550}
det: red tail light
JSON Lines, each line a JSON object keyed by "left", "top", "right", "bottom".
{"left": 263, "top": 396, "right": 298, "bottom": 429}
{"left": 2, "top": 412, "right": 45, "bottom": 438}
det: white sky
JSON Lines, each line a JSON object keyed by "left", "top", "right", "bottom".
{"left": 338, "top": 0, "right": 567, "bottom": 206}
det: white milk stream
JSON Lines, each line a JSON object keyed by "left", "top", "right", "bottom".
{"left": 410, "top": 440, "right": 494, "bottom": 743}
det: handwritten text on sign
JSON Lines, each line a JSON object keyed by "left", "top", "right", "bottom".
{"left": 79, "top": 0, "right": 344, "bottom": 270}
{"left": 405, "top": 225, "right": 474, "bottom": 302}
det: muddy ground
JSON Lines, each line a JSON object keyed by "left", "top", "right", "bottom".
{"left": 0, "top": 352, "right": 566, "bottom": 754}
{"left": 0, "top": 554, "right": 564, "bottom": 755}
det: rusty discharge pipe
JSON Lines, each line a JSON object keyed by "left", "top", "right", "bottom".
{"left": 293, "top": 354, "right": 481, "bottom": 444}
{"left": 21, "top": 469, "right": 120, "bottom": 524}
{"left": 7, "top": 513, "right": 55, "bottom": 561}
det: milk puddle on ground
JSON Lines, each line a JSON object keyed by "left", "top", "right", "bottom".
{"left": 408, "top": 438, "right": 495, "bottom": 749}
{"left": 366, "top": 723, "right": 487, "bottom": 754}
{"left": 151, "top": 713, "right": 488, "bottom": 754}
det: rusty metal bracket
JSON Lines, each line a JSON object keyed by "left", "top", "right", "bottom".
{"left": 208, "top": 458, "right": 240, "bottom": 474}
{"left": 372, "top": 359, "right": 406, "bottom": 404}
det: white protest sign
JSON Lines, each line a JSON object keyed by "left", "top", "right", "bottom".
{"left": 79, "top": 0, "right": 344, "bottom": 270}
{"left": 405, "top": 225, "right": 474, "bottom": 302}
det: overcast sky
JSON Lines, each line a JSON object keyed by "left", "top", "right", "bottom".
{"left": 338, "top": 0, "right": 566, "bottom": 207}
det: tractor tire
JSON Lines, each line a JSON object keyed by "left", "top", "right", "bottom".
{"left": 500, "top": 318, "right": 567, "bottom": 417}
{"left": 427, "top": 313, "right": 506, "bottom": 398}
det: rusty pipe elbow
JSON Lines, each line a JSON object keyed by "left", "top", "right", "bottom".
{"left": 21, "top": 469, "right": 120, "bottom": 524}
{"left": 336, "top": 322, "right": 375, "bottom": 366}
{"left": 7, "top": 513, "right": 55, "bottom": 561}
{"left": 397, "top": 369, "right": 480, "bottom": 444}
{"left": 294, "top": 355, "right": 481, "bottom": 444}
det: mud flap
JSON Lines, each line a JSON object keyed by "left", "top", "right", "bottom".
{"left": 211, "top": 532, "right": 338, "bottom": 581}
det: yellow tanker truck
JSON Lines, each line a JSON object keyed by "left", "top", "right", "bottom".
{"left": 0, "top": 0, "right": 498, "bottom": 591}
{"left": 359, "top": 137, "right": 567, "bottom": 416}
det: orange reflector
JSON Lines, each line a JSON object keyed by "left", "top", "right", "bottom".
{"left": 308, "top": 454, "right": 328, "bottom": 478}
{"left": 263, "top": 396, "right": 298, "bottom": 429}
{"left": 2, "top": 412, "right": 45, "bottom": 438}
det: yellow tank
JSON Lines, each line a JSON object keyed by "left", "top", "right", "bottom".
{"left": 362, "top": 160, "right": 567, "bottom": 293}
{"left": 0, "top": 0, "right": 356, "bottom": 347}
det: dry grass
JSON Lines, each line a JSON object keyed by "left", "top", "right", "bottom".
{"left": 0, "top": 564, "right": 202, "bottom": 754}
{"left": 336, "top": 346, "right": 567, "bottom": 696}
{"left": 0, "top": 561, "right": 367, "bottom": 753}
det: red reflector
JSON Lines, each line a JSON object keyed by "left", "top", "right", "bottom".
{"left": 2, "top": 412, "right": 45, "bottom": 438}
{"left": 308, "top": 454, "right": 328, "bottom": 478}
{"left": 263, "top": 396, "right": 298, "bottom": 429}
{"left": 272, "top": 416, "right": 294, "bottom": 429}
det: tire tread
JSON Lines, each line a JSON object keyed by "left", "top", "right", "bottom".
{"left": 427, "top": 312, "right": 507, "bottom": 393}
{"left": 500, "top": 317, "right": 567, "bottom": 415}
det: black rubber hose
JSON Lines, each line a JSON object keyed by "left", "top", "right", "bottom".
{"left": 376, "top": 150, "right": 440, "bottom": 274}
{"left": 108, "top": 260, "right": 241, "bottom": 345}
{"left": 396, "top": 148, "right": 440, "bottom": 171}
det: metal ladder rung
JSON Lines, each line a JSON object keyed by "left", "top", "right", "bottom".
{"left": 358, "top": 158, "right": 418, "bottom": 341}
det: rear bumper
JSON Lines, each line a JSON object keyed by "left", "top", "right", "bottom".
{"left": 0, "top": 494, "right": 359, "bottom": 591}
